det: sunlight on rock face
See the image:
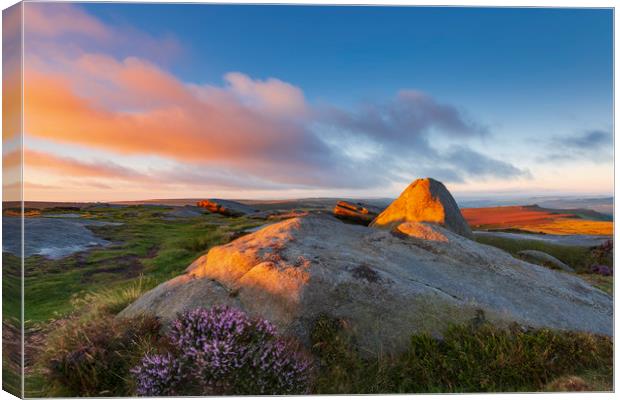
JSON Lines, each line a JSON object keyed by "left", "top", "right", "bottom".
{"left": 187, "top": 218, "right": 301, "bottom": 282}
{"left": 371, "top": 178, "right": 473, "bottom": 239}
{"left": 185, "top": 218, "right": 310, "bottom": 325}
{"left": 396, "top": 222, "right": 449, "bottom": 242}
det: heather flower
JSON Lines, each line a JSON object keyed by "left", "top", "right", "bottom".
{"left": 131, "top": 353, "right": 184, "bottom": 396}
{"left": 132, "top": 306, "right": 311, "bottom": 396}
{"left": 590, "top": 264, "right": 612, "bottom": 276}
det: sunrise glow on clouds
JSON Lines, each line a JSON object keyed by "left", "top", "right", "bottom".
{"left": 5, "top": 3, "right": 613, "bottom": 201}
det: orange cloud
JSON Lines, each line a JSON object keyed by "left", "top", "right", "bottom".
{"left": 3, "top": 149, "right": 21, "bottom": 170}
{"left": 23, "top": 150, "right": 146, "bottom": 180}
{"left": 23, "top": 63, "right": 327, "bottom": 182}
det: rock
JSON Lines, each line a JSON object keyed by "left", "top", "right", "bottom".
{"left": 370, "top": 178, "right": 473, "bottom": 239}
{"left": 120, "top": 214, "right": 611, "bottom": 355}
{"left": 197, "top": 199, "right": 257, "bottom": 217}
{"left": 517, "top": 250, "right": 575, "bottom": 272}
{"left": 247, "top": 209, "right": 310, "bottom": 220}
{"left": 394, "top": 221, "right": 450, "bottom": 242}
{"left": 333, "top": 201, "right": 382, "bottom": 225}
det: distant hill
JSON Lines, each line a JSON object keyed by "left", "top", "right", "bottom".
{"left": 457, "top": 196, "right": 613, "bottom": 217}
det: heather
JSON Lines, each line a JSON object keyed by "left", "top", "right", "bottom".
{"left": 32, "top": 305, "right": 613, "bottom": 396}
{"left": 132, "top": 306, "right": 312, "bottom": 396}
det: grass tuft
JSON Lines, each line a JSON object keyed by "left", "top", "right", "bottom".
{"left": 38, "top": 314, "right": 164, "bottom": 397}
{"left": 310, "top": 315, "right": 613, "bottom": 393}
{"left": 71, "top": 275, "right": 156, "bottom": 317}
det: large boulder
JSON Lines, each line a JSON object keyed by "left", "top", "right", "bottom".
{"left": 197, "top": 199, "right": 257, "bottom": 217}
{"left": 120, "top": 214, "right": 611, "bottom": 355}
{"left": 332, "top": 201, "right": 383, "bottom": 225}
{"left": 370, "top": 178, "right": 473, "bottom": 239}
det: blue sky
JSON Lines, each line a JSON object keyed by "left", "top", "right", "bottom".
{"left": 84, "top": 5, "right": 612, "bottom": 105}
{"left": 18, "top": 4, "right": 614, "bottom": 201}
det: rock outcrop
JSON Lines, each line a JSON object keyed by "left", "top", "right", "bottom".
{"left": 332, "top": 201, "right": 383, "bottom": 225}
{"left": 197, "top": 199, "right": 257, "bottom": 217}
{"left": 121, "top": 214, "right": 611, "bottom": 354}
{"left": 517, "top": 250, "right": 575, "bottom": 272}
{"left": 370, "top": 178, "right": 473, "bottom": 239}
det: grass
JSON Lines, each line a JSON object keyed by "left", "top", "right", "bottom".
{"left": 310, "top": 314, "right": 613, "bottom": 393}
{"left": 37, "top": 314, "right": 163, "bottom": 397}
{"left": 15, "top": 205, "right": 263, "bottom": 395}
{"left": 21, "top": 206, "right": 262, "bottom": 324}
{"left": 475, "top": 236, "right": 606, "bottom": 272}
{"left": 2, "top": 253, "right": 22, "bottom": 398}
{"left": 13, "top": 204, "right": 614, "bottom": 395}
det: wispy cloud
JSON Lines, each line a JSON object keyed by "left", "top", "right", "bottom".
{"left": 540, "top": 129, "right": 613, "bottom": 163}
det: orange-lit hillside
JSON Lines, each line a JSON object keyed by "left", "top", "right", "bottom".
{"left": 461, "top": 205, "right": 613, "bottom": 235}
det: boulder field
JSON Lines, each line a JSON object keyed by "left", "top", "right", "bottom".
{"left": 121, "top": 179, "right": 612, "bottom": 354}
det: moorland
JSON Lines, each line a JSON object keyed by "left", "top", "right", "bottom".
{"left": 1, "top": 180, "right": 614, "bottom": 396}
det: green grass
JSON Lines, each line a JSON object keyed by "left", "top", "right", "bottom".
{"left": 475, "top": 236, "right": 592, "bottom": 271}
{"left": 21, "top": 206, "right": 263, "bottom": 324}
{"left": 19, "top": 205, "right": 264, "bottom": 395}
{"left": 310, "top": 314, "right": 613, "bottom": 393}
{"left": 579, "top": 274, "right": 614, "bottom": 296}
{"left": 3, "top": 253, "right": 23, "bottom": 398}
{"left": 3, "top": 253, "right": 22, "bottom": 322}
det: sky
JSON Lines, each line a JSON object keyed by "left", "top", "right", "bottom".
{"left": 3, "top": 3, "right": 614, "bottom": 201}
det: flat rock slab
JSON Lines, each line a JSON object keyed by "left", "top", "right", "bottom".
{"left": 121, "top": 215, "right": 612, "bottom": 355}
{"left": 3, "top": 216, "right": 118, "bottom": 259}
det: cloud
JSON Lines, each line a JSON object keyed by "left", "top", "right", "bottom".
{"left": 24, "top": 3, "right": 182, "bottom": 66}
{"left": 541, "top": 129, "right": 613, "bottom": 163}
{"left": 24, "top": 3, "right": 110, "bottom": 40}
{"left": 24, "top": 68, "right": 338, "bottom": 187}
{"left": 319, "top": 90, "right": 487, "bottom": 147}
{"left": 443, "top": 146, "right": 532, "bottom": 180}
{"left": 21, "top": 149, "right": 308, "bottom": 191}
{"left": 24, "top": 150, "right": 147, "bottom": 180}
{"left": 563, "top": 130, "right": 612, "bottom": 149}
{"left": 21, "top": 3, "right": 530, "bottom": 198}
{"left": 222, "top": 72, "right": 308, "bottom": 118}
{"left": 314, "top": 91, "right": 527, "bottom": 184}
{"left": 3, "top": 4, "right": 23, "bottom": 141}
